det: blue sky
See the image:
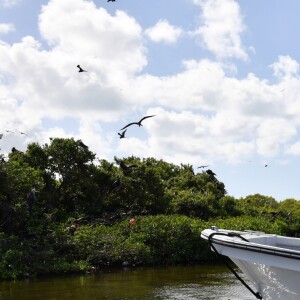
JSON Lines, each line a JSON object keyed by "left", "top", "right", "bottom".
{"left": 1, "top": 0, "right": 300, "bottom": 201}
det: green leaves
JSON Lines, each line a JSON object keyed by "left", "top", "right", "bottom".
{"left": 2, "top": 138, "right": 300, "bottom": 280}
{"left": 45, "top": 138, "right": 95, "bottom": 179}
{"left": 69, "top": 215, "right": 211, "bottom": 266}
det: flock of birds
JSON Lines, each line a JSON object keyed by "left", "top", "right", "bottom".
{"left": 2, "top": 0, "right": 268, "bottom": 185}
{"left": 0, "top": 74, "right": 270, "bottom": 180}
{"left": 76, "top": 64, "right": 217, "bottom": 181}
{"left": 76, "top": 0, "right": 272, "bottom": 191}
{"left": 77, "top": 65, "right": 157, "bottom": 140}
{"left": 62, "top": 72, "right": 212, "bottom": 185}
{"left": 0, "top": 0, "right": 277, "bottom": 221}
{"left": 75, "top": 0, "right": 239, "bottom": 180}
{"left": 0, "top": 130, "right": 28, "bottom": 145}
{"left": 118, "top": 115, "right": 156, "bottom": 139}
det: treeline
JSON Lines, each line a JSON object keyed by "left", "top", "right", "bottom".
{"left": 0, "top": 137, "right": 300, "bottom": 280}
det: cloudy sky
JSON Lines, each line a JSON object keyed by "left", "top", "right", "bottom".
{"left": 1, "top": 0, "right": 300, "bottom": 201}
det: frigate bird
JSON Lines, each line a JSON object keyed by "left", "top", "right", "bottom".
{"left": 77, "top": 65, "right": 87, "bottom": 72}
{"left": 120, "top": 115, "right": 155, "bottom": 131}
{"left": 119, "top": 161, "right": 138, "bottom": 171}
{"left": 11, "top": 147, "right": 23, "bottom": 154}
{"left": 118, "top": 129, "right": 127, "bottom": 139}
{"left": 198, "top": 165, "right": 209, "bottom": 169}
{"left": 18, "top": 131, "right": 28, "bottom": 136}
{"left": 77, "top": 140, "right": 88, "bottom": 149}
{"left": 206, "top": 169, "right": 216, "bottom": 176}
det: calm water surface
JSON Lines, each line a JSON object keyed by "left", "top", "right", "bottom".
{"left": 0, "top": 265, "right": 256, "bottom": 300}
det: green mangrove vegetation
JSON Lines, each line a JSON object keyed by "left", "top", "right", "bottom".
{"left": 0, "top": 138, "right": 299, "bottom": 280}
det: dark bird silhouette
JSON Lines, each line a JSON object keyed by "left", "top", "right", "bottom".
{"left": 119, "top": 161, "right": 138, "bottom": 171}
{"left": 107, "top": 0, "right": 116, "bottom": 2}
{"left": 0, "top": 134, "right": 3, "bottom": 139}
{"left": 11, "top": 147, "right": 18, "bottom": 153}
{"left": 120, "top": 115, "right": 155, "bottom": 131}
{"left": 118, "top": 129, "right": 127, "bottom": 139}
{"left": 77, "top": 140, "right": 88, "bottom": 149}
{"left": 77, "top": 65, "right": 87, "bottom": 72}
{"left": 206, "top": 169, "right": 216, "bottom": 176}
{"left": 265, "top": 164, "right": 268, "bottom": 167}
{"left": 18, "top": 131, "right": 28, "bottom": 136}
{"left": 6, "top": 130, "right": 14, "bottom": 133}
{"left": 198, "top": 165, "right": 208, "bottom": 169}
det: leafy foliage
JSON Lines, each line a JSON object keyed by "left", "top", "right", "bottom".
{"left": 0, "top": 138, "right": 299, "bottom": 280}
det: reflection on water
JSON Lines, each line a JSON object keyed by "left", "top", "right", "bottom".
{"left": 0, "top": 265, "right": 255, "bottom": 300}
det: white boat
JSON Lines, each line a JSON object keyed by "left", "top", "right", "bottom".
{"left": 201, "top": 226, "right": 300, "bottom": 300}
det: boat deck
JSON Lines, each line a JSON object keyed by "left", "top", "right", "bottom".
{"left": 248, "top": 235, "right": 300, "bottom": 252}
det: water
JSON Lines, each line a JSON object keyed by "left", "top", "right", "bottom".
{"left": 0, "top": 265, "right": 256, "bottom": 300}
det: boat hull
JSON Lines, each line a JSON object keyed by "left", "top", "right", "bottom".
{"left": 201, "top": 228, "right": 300, "bottom": 300}
{"left": 232, "top": 258, "right": 300, "bottom": 299}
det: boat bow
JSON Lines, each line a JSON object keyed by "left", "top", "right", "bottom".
{"left": 201, "top": 227, "right": 300, "bottom": 300}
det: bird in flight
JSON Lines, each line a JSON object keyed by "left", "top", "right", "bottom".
{"left": 18, "top": 131, "right": 28, "bottom": 136}
{"left": 77, "top": 65, "right": 87, "bottom": 72}
{"left": 107, "top": 0, "right": 116, "bottom": 2}
{"left": 120, "top": 115, "right": 155, "bottom": 131}
{"left": 198, "top": 165, "right": 208, "bottom": 169}
{"left": 118, "top": 129, "right": 127, "bottom": 139}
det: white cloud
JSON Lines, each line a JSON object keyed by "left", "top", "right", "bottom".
{"left": 121, "top": 107, "right": 256, "bottom": 165}
{"left": 127, "top": 59, "right": 226, "bottom": 111}
{"left": 2, "top": 0, "right": 300, "bottom": 167}
{"left": 0, "top": 23, "right": 15, "bottom": 34}
{"left": 286, "top": 141, "right": 300, "bottom": 156}
{"left": 191, "top": 0, "right": 248, "bottom": 60}
{"left": 121, "top": 57, "right": 300, "bottom": 163}
{"left": 0, "top": 0, "right": 147, "bottom": 119}
{"left": 255, "top": 118, "right": 297, "bottom": 157}
{"left": 144, "top": 19, "right": 183, "bottom": 44}
{"left": 270, "top": 55, "right": 299, "bottom": 79}
{"left": 0, "top": 0, "right": 147, "bottom": 154}
{"left": 39, "top": 0, "right": 147, "bottom": 75}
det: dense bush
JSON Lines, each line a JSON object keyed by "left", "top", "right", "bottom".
{"left": 211, "top": 216, "right": 284, "bottom": 235}
{"left": 69, "top": 215, "right": 214, "bottom": 267}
